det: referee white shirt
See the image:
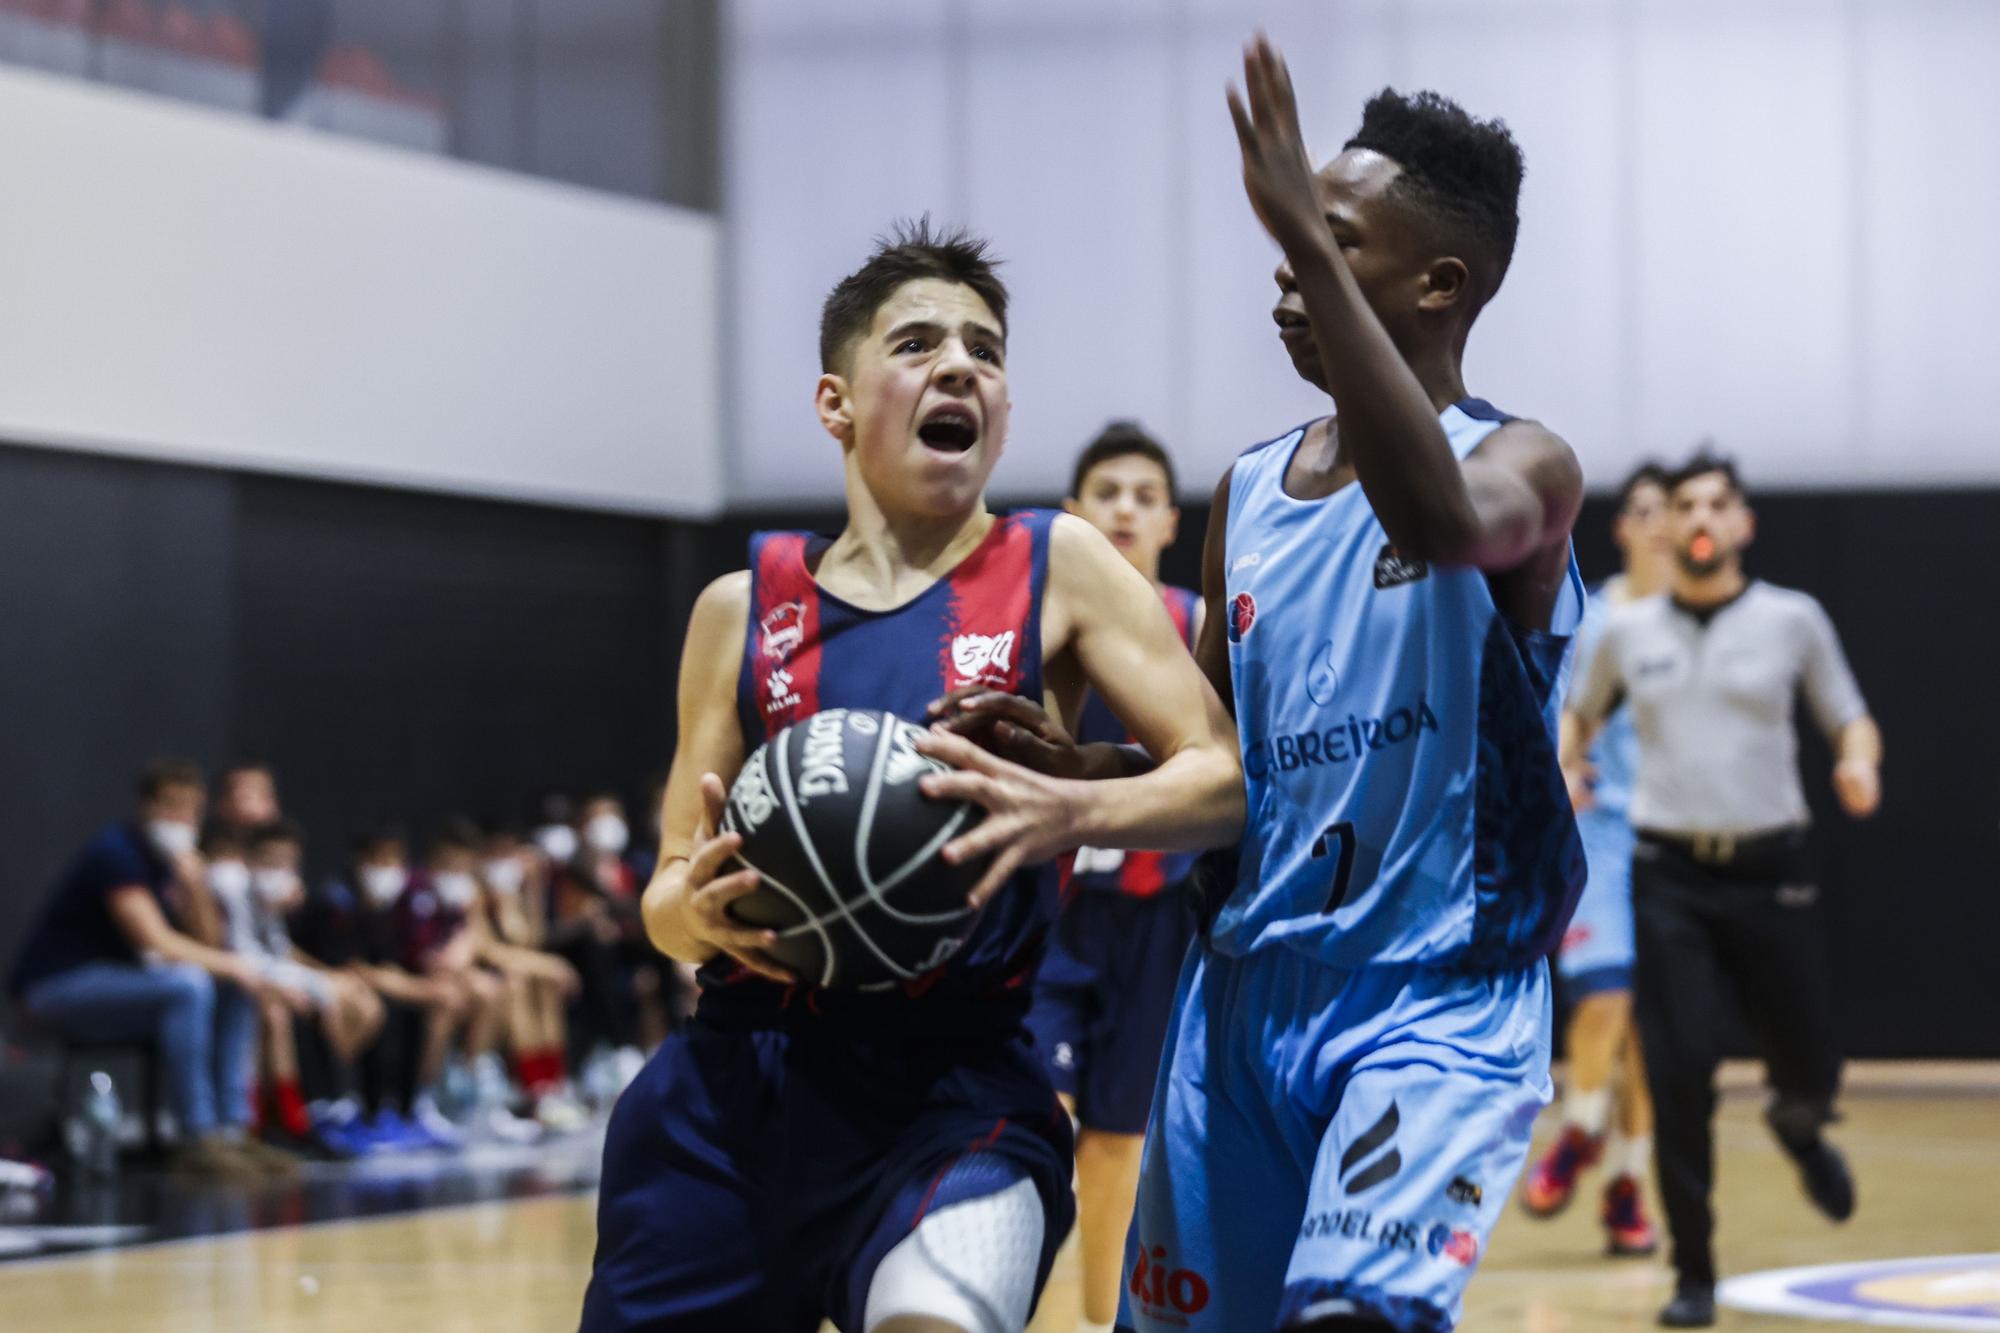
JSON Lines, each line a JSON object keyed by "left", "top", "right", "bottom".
{"left": 1570, "top": 581, "right": 1868, "bottom": 837}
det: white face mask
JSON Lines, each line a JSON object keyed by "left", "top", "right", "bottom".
{"left": 484, "top": 857, "right": 525, "bottom": 895}
{"left": 432, "top": 870, "right": 478, "bottom": 909}
{"left": 147, "top": 820, "right": 198, "bottom": 858}
{"left": 360, "top": 864, "right": 408, "bottom": 907}
{"left": 533, "top": 824, "right": 579, "bottom": 864}
{"left": 252, "top": 867, "right": 299, "bottom": 907}
{"left": 585, "top": 813, "right": 629, "bottom": 856}
{"left": 207, "top": 860, "right": 251, "bottom": 900}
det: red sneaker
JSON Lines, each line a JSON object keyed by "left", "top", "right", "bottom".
{"left": 1602, "top": 1174, "right": 1660, "bottom": 1256}
{"left": 1521, "top": 1125, "right": 1602, "bottom": 1217}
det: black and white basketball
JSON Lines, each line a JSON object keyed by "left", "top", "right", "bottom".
{"left": 720, "top": 707, "right": 989, "bottom": 990}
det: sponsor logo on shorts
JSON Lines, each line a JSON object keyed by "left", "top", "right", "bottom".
{"left": 1228, "top": 591, "right": 1257, "bottom": 643}
{"left": 1372, "top": 543, "right": 1430, "bottom": 590}
{"left": 1129, "top": 1245, "right": 1211, "bottom": 1323}
{"left": 760, "top": 601, "right": 805, "bottom": 659}
{"left": 1299, "top": 1208, "right": 1428, "bottom": 1253}
{"left": 1246, "top": 700, "right": 1439, "bottom": 782}
{"left": 1776, "top": 882, "right": 1820, "bottom": 908}
{"left": 1427, "top": 1223, "right": 1481, "bottom": 1266}
{"left": 1230, "top": 551, "right": 1262, "bottom": 575}
{"left": 1339, "top": 1102, "right": 1402, "bottom": 1195}
{"left": 951, "top": 630, "right": 1016, "bottom": 686}
{"left": 1051, "top": 1042, "right": 1075, "bottom": 1071}
{"left": 1447, "top": 1176, "right": 1484, "bottom": 1208}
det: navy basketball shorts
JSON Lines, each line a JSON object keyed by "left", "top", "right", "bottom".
{"left": 581, "top": 1017, "right": 1076, "bottom": 1332}
{"left": 1027, "top": 885, "right": 1198, "bottom": 1136}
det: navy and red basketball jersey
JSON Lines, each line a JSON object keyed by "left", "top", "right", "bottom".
{"left": 1068, "top": 584, "right": 1200, "bottom": 898}
{"left": 698, "top": 509, "right": 1063, "bottom": 1033}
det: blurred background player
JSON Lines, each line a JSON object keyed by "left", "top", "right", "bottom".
{"left": 1521, "top": 462, "right": 1671, "bottom": 1253}
{"left": 1028, "top": 421, "right": 1203, "bottom": 1333}
{"left": 1566, "top": 451, "right": 1883, "bottom": 1327}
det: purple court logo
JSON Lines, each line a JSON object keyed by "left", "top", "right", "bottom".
{"left": 1229, "top": 591, "right": 1257, "bottom": 643}
{"left": 1721, "top": 1254, "right": 2000, "bottom": 1329}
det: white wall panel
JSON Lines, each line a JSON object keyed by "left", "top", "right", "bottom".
{"left": 0, "top": 64, "right": 722, "bottom": 516}
{"left": 726, "top": 0, "right": 2000, "bottom": 501}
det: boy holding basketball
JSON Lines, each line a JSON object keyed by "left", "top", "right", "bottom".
{"left": 583, "top": 222, "right": 1242, "bottom": 1333}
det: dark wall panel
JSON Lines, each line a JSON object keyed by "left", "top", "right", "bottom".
{"left": 3, "top": 442, "right": 1995, "bottom": 1057}
{"left": 229, "top": 474, "right": 674, "bottom": 867}
{"left": 0, "top": 446, "right": 236, "bottom": 959}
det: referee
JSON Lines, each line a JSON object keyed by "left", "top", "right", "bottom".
{"left": 1565, "top": 452, "right": 1882, "bottom": 1329}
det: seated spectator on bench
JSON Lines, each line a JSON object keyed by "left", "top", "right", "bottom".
{"left": 239, "top": 820, "right": 388, "bottom": 1155}
{"left": 6, "top": 760, "right": 290, "bottom": 1179}
{"left": 297, "top": 828, "right": 461, "bottom": 1150}
{"left": 473, "top": 824, "right": 585, "bottom": 1131}
{"left": 401, "top": 819, "right": 539, "bottom": 1144}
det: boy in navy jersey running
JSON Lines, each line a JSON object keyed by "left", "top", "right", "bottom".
{"left": 582, "top": 223, "right": 1242, "bottom": 1333}
{"left": 1019, "top": 423, "right": 1205, "bottom": 1333}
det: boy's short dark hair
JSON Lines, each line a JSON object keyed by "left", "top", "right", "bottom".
{"left": 1068, "top": 421, "right": 1178, "bottom": 500}
{"left": 247, "top": 818, "right": 305, "bottom": 852}
{"left": 1344, "top": 88, "right": 1525, "bottom": 305}
{"left": 1615, "top": 460, "right": 1670, "bottom": 513}
{"left": 1669, "top": 447, "right": 1743, "bottom": 499}
{"left": 138, "top": 758, "right": 204, "bottom": 802}
{"left": 819, "top": 218, "right": 1008, "bottom": 374}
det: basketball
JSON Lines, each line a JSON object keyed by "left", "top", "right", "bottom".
{"left": 719, "top": 707, "right": 988, "bottom": 990}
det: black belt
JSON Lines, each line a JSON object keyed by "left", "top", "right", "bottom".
{"left": 1636, "top": 826, "right": 1804, "bottom": 869}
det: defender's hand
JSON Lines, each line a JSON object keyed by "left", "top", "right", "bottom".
{"left": 661, "top": 773, "right": 796, "bottom": 984}
{"left": 927, "top": 689, "right": 1088, "bottom": 780}
{"left": 1227, "top": 34, "right": 1328, "bottom": 258}
{"left": 915, "top": 728, "right": 1083, "bottom": 910}
{"left": 1833, "top": 759, "right": 1880, "bottom": 819}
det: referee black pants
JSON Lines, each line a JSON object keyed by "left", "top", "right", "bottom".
{"left": 1631, "top": 829, "right": 1842, "bottom": 1287}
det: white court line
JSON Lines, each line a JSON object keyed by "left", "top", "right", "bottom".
{"left": 0, "top": 1187, "right": 596, "bottom": 1276}
{"left": 1720, "top": 1254, "right": 2000, "bottom": 1330}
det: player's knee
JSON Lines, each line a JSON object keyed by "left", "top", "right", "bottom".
{"left": 864, "top": 1174, "right": 1043, "bottom": 1333}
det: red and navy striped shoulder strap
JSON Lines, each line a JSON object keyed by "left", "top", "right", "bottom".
{"left": 737, "top": 530, "right": 825, "bottom": 744}
{"left": 1160, "top": 583, "right": 1200, "bottom": 651}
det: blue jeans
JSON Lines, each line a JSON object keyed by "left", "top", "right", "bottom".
{"left": 23, "top": 960, "right": 258, "bottom": 1137}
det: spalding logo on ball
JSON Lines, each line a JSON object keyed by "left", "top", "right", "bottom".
{"left": 721, "top": 708, "right": 990, "bottom": 990}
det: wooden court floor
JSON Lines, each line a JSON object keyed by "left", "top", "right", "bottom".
{"left": 4, "top": 1064, "right": 1996, "bottom": 1331}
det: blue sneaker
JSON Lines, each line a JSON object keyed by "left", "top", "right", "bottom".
{"left": 364, "top": 1109, "right": 430, "bottom": 1153}
{"left": 309, "top": 1106, "right": 376, "bottom": 1160}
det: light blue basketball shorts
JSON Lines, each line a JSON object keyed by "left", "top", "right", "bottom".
{"left": 1555, "top": 808, "right": 1636, "bottom": 997}
{"left": 1119, "top": 943, "right": 1551, "bottom": 1332}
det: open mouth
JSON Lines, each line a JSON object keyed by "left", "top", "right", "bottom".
{"left": 918, "top": 404, "right": 979, "bottom": 453}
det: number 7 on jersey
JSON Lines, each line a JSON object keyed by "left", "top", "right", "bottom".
{"left": 1313, "top": 821, "right": 1357, "bottom": 914}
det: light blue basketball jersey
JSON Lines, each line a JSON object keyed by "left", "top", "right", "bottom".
{"left": 1572, "top": 582, "right": 1637, "bottom": 818}
{"left": 1215, "top": 400, "right": 1587, "bottom": 970}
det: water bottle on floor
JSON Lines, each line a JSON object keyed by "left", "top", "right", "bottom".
{"left": 81, "top": 1071, "right": 122, "bottom": 1179}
